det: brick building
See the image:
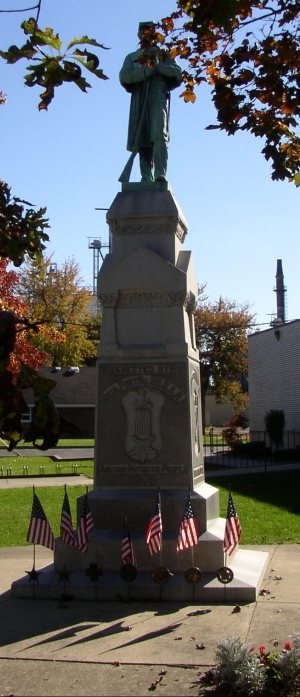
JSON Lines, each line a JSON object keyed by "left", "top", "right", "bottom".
{"left": 22, "top": 366, "right": 97, "bottom": 438}
{"left": 248, "top": 319, "right": 300, "bottom": 433}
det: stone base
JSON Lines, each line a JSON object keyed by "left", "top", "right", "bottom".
{"left": 11, "top": 548, "right": 269, "bottom": 603}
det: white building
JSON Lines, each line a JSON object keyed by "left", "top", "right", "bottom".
{"left": 248, "top": 319, "right": 300, "bottom": 433}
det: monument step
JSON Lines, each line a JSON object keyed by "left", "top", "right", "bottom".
{"left": 11, "top": 548, "right": 269, "bottom": 603}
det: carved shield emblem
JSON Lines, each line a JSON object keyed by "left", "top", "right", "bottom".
{"left": 122, "top": 390, "right": 164, "bottom": 463}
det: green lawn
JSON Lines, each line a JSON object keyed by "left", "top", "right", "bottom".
{"left": 210, "top": 471, "right": 300, "bottom": 545}
{"left": 0, "top": 485, "right": 88, "bottom": 547}
{"left": 0, "top": 438, "right": 94, "bottom": 449}
{"left": 0, "top": 456, "right": 94, "bottom": 478}
{"left": 1, "top": 470, "right": 300, "bottom": 548}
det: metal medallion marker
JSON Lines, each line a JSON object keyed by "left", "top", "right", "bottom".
{"left": 217, "top": 566, "right": 234, "bottom": 603}
{"left": 25, "top": 566, "right": 42, "bottom": 583}
{"left": 86, "top": 563, "right": 103, "bottom": 600}
{"left": 120, "top": 563, "right": 137, "bottom": 583}
{"left": 152, "top": 566, "right": 173, "bottom": 601}
{"left": 58, "top": 566, "right": 73, "bottom": 605}
{"left": 185, "top": 567, "right": 202, "bottom": 584}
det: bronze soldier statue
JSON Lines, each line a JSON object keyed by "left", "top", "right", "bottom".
{"left": 119, "top": 21, "right": 182, "bottom": 183}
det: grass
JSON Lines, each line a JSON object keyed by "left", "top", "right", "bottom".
{"left": 1, "top": 470, "right": 300, "bottom": 548}
{"left": 0, "top": 438, "right": 94, "bottom": 449}
{"left": 0, "top": 456, "right": 94, "bottom": 478}
{"left": 0, "top": 485, "right": 88, "bottom": 547}
{"left": 210, "top": 470, "right": 300, "bottom": 545}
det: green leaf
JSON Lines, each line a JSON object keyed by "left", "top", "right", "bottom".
{"left": 293, "top": 173, "right": 300, "bottom": 187}
{"left": 0, "top": 42, "right": 37, "bottom": 64}
{"left": 21, "top": 19, "right": 62, "bottom": 50}
{"left": 66, "top": 36, "right": 109, "bottom": 50}
{"left": 72, "top": 51, "right": 109, "bottom": 80}
{"left": 72, "top": 76, "right": 92, "bottom": 92}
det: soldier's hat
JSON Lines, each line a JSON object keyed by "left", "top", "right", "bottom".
{"left": 138, "top": 20, "right": 156, "bottom": 35}
{"left": 138, "top": 21, "right": 155, "bottom": 29}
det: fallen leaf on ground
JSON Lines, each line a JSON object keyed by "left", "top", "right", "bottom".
{"left": 159, "top": 670, "right": 167, "bottom": 675}
{"left": 259, "top": 589, "right": 270, "bottom": 595}
{"left": 148, "top": 683, "right": 156, "bottom": 691}
{"left": 187, "top": 608, "right": 211, "bottom": 616}
{"left": 174, "top": 636, "right": 183, "bottom": 640}
{"left": 274, "top": 575, "right": 283, "bottom": 580}
{"left": 232, "top": 605, "right": 241, "bottom": 613}
{"left": 196, "top": 642, "right": 206, "bottom": 649}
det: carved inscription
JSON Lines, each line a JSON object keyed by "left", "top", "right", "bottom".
{"left": 100, "top": 374, "right": 186, "bottom": 404}
{"left": 109, "top": 218, "right": 187, "bottom": 243}
{"left": 122, "top": 390, "right": 164, "bottom": 463}
{"left": 191, "top": 370, "right": 201, "bottom": 457}
{"left": 115, "top": 364, "right": 170, "bottom": 375}
{"left": 116, "top": 290, "right": 187, "bottom": 308}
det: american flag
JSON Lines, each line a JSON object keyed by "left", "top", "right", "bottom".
{"left": 224, "top": 492, "right": 241, "bottom": 556}
{"left": 122, "top": 516, "right": 136, "bottom": 567}
{"left": 145, "top": 494, "right": 163, "bottom": 556}
{"left": 76, "top": 492, "right": 94, "bottom": 553}
{"left": 176, "top": 493, "right": 199, "bottom": 553}
{"left": 60, "top": 486, "right": 76, "bottom": 547}
{"left": 27, "top": 490, "right": 55, "bottom": 551}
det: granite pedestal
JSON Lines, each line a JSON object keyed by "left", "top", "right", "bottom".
{"left": 12, "top": 183, "right": 268, "bottom": 601}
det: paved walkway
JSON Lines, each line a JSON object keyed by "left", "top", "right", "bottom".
{"left": 1, "top": 544, "right": 300, "bottom": 695}
{"left": 0, "top": 447, "right": 94, "bottom": 459}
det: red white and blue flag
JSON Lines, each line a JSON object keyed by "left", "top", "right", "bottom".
{"left": 177, "top": 493, "right": 199, "bottom": 553}
{"left": 224, "top": 492, "right": 241, "bottom": 556}
{"left": 76, "top": 492, "right": 94, "bottom": 553}
{"left": 27, "top": 488, "right": 55, "bottom": 551}
{"left": 60, "top": 486, "right": 76, "bottom": 547}
{"left": 122, "top": 516, "right": 136, "bottom": 567}
{"left": 145, "top": 494, "right": 163, "bottom": 556}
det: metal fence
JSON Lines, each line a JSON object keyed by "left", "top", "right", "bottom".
{"left": 203, "top": 429, "right": 300, "bottom": 471}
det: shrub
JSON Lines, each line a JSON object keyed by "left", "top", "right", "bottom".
{"left": 213, "top": 636, "right": 266, "bottom": 696}
{"left": 265, "top": 410, "right": 286, "bottom": 450}
{"left": 222, "top": 413, "right": 249, "bottom": 449}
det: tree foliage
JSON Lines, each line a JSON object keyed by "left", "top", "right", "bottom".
{"left": 0, "top": 14, "right": 109, "bottom": 110}
{"left": 265, "top": 408, "right": 286, "bottom": 449}
{"left": 2, "top": 2, "right": 300, "bottom": 181}
{"left": 0, "top": 259, "right": 58, "bottom": 450}
{"left": 194, "top": 292, "right": 254, "bottom": 425}
{"left": 0, "top": 258, "right": 49, "bottom": 376}
{"left": 0, "top": 180, "right": 50, "bottom": 267}
{"left": 19, "top": 255, "right": 101, "bottom": 367}
{"left": 157, "top": 1, "right": 300, "bottom": 183}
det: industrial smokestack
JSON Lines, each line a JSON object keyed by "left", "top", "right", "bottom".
{"left": 274, "top": 259, "right": 286, "bottom": 322}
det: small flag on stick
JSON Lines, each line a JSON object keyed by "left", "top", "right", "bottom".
{"left": 27, "top": 487, "right": 55, "bottom": 551}
{"left": 60, "top": 485, "right": 76, "bottom": 547}
{"left": 76, "top": 491, "right": 94, "bottom": 553}
{"left": 224, "top": 492, "right": 241, "bottom": 556}
{"left": 145, "top": 494, "right": 163, "bottom": 556}
{"left": 176, "top": 493, "right": 199, "bottom": 553}
{"left": 122, "top": 515, "right": 136, "bottom": 567}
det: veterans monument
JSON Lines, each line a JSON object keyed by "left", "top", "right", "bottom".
{"left": 12, "top": 22, "right": 268, "bottom": 601}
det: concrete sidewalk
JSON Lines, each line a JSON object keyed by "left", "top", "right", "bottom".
{"left": 0, "top": 474, "right": 93, "bottom": 489}
{"left": 1, "top": 544, "right": 300, "bottom": 696}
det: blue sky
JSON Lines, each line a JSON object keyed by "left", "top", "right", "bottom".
{"left": 1, "top": 0, "right": 299, "bottom": 327}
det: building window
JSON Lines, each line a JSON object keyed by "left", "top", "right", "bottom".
{"left": 21, "top": 408, "right": 31, "bottom": 423}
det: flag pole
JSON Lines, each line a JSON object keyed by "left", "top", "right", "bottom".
{"left": 32, "top": 486, "right": 36, "bottom": 570}
{"left": 189, "top": 486, "right": 195, "bottom": 568}
{"left": 63, "top": 484, "right": 67, "bottom": 598}
{"left": 158, "top": 487, "right": 162, "bottom": 568}
{"left": 32, "top": 485, "right": 36, "bottom": 599}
